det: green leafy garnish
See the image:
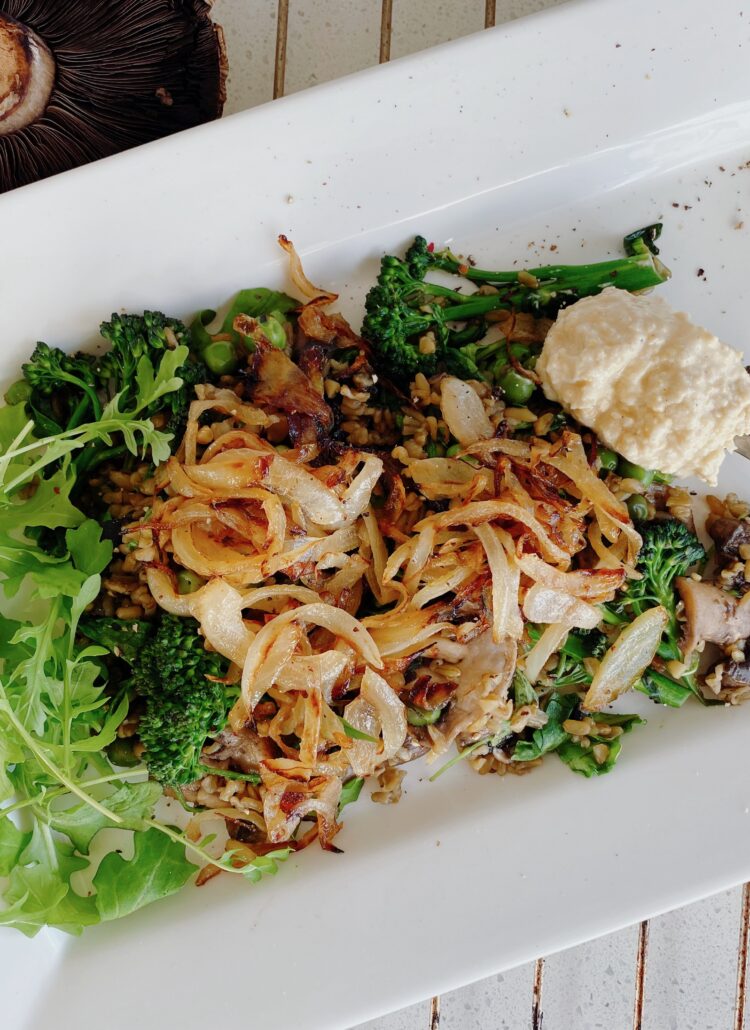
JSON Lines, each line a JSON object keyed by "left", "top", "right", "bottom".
{"left": 338, "top": 777, "right": 365, "bottom": 814}
{"left": 512, "top": 692, "right": 577, "bottom": 762}
{"left": 512, "top": 668, "right": 538, "bottom": 707}
{"left": 93, "top": 827, "right": 196, "bottom": 921}
{"left": 340, "top": 718, "right": 378, "bottom": 743}
{"left": 556, "top": 714, "right": 643, "bottom": 777}
{"left": 429, "top": 722, "right": 511, "bottom": 782}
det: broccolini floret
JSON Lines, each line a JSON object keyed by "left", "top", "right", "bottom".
{"left": 603, "top": 518, "right": 706, "bottom": 701}
{"left": 362, "top": 228, "right": 670, "bottom": 385}
{"left": 98, "top": 310, "right": 207, "bottom": 441}
{"left": 22, "top": 342, "right": 102, "bottom": 432}
{"left": 131, "top": 615, "right": 232, "bottom": 787}
{"left": 362, "top": 255, "right": 510, "bottom": 382}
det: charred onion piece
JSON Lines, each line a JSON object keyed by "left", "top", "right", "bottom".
{"left": 0, "top": 1, "right": 227, "bottom": 192}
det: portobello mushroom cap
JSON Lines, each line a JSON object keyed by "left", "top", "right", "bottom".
{"left": 0, "top": 0, "right": 227, "bottom": 192}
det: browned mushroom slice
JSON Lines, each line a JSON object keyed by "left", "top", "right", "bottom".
{"left": 0, "top": 1, "right": 227, "bottom": 193}
{"left": 676, "top": 576, "right": 750, "bottom": 654}
{"left": 203, "top": 726, "right": 276, "bottom": 773}
{"left": 721, "top": 657, "right": 750, "bottom": 691}
{"left": 706, "top": 515, "right": 750, "bottom": 564}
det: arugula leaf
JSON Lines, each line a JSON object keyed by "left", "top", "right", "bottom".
{"left": 66, "top": 692, "right": 129, "bottom": 753}
{"left": 93, "top": 827, "right": 196, "bottom": 921}
{"left": 0, "top": 535, "right": 83, "bottom": 598}
{"left": 0, "top": 399, "right": 30, "bottom": 451}
{"left": 237, "top": 848, "right": 292, "bottom": 884}
{"left": 66, "top": 520, "right": 113, "bottom": 577}
{"left": 0, "top": 465, "right": 82, "bottom": 531}
{"left": 1, "top": 347, "right": 186, "bottom": 495}
{"left": 338, "top": 776, "right": 364, "bottom": 814}
{"left": 0, "top": 720, "right": 25, "bottom": 802}
{"left": 512, "top": 692, "right": 578, "bottom": 762}
{"left": 3, "top": 834, "right": 99, "bottom": 936}
{"left": 0, "top": 335, "right": 203, "bottom": 937}
{"left": 0, "top": 817, "right": 30, "bottom": 876}
{"left": 49, "top": 781, "right": 162, "bottom": 854}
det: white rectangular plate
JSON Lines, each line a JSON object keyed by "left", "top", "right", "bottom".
{"left": 2, "top": 1, "right": 750, "bottom": 1027}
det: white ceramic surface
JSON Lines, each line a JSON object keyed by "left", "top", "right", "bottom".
{"left": 1, "top": 2, "right": 750, "bottom": 1028}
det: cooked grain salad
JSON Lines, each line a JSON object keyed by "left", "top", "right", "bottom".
{"left": 2, "top": 227, "right": 749, "bottom": 934}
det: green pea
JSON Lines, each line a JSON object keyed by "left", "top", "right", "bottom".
{"left": 190, "top": 308, "right": 216, "bottom": 353}
{"left": 598, "top": 447, "right": 619, "bottom": 472}
{"left": 259, "top": 314, "right": 288, "bottom": 350}
{"left": 626, "top": 494, "right": 650, "bottom": 522}
{"left": 4, "top": 380, "right": 32, "bottom": 405}
{"left": 508, "top": 343, "right": 539, "bottom": 370}
{"left": 407, "top": 705, "right": 442, "bottom": 727}
{"left": 106, "top": 737, "right": 141, "bottom": 768}
{"left": 203, "top": 340, "right": 239, "bottom": 376}
{"left": 617, "top": 457, "right": 655, "bottom": 486}
{"left": 275, "top": 444, "right": 290, "bottom": 454}
{"left": 499, "top": 370, "right": 535, "bottom": 405}
{"left": 508, "top": 342, "right": 530, "bottom": 361}
{"left": 446, "top": 443, "right": 461, "bottom": 457}
{"left": 177, "top": 569, "right": 206, "bottom": 595}
{"left": 425, "top": 439, "right": 445, "bottom": 458}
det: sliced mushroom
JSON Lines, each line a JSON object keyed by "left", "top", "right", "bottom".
{"left": 676, "top": 577, "right": 750, "bottom": 654}
{"left": 1, "top": 1, "right": 227, "bottom": 192}
{"left": 720, "top": 658, "right": 750, "bottom": 691}
{"left": 427, "top": 630, "right": 516, "bottom": 756}
{"left": 706, "top": 515, "right": 750, "bottom": 564}
{"left": 203, "top": 726, "right": 275, "bottom": 773}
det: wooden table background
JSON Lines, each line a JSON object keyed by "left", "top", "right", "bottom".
{"left": 210, "top": 2, "right": 748, "bottom": 1027}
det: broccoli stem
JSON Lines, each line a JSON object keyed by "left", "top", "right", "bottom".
{"left": 57, "top": 371, "right": 102, "bottom": 424}
{"left": 67, "top": 392, "right": 96, "bottom": 431}
{"left": 430, "top": 241, "right": 669, "bottom": 299}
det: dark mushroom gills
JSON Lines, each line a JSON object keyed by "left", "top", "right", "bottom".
{"left": 0, "top": 0, "right": 227, "bottom": 192}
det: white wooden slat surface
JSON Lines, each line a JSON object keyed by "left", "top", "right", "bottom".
{"left": 210, "top": 2, "right": 747, "bottom": 1027}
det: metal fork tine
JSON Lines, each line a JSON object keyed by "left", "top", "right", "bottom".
{"left": 531, "top": 957, "right": 545, "bottom": 1029}
{"left": 273, "top": 0, "right": 290, "bottom": 99}
{"left": 734, "top": 883, "right": 750, "bottom": 1030}
{"left": 379, "top": 0, "right": 393, "bottom": 63}
{"left": 632, "top": 920, "right": 650, "bottom": 1030}
{"left": 735, "top": 435, "right": 750, "bottom": 461}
